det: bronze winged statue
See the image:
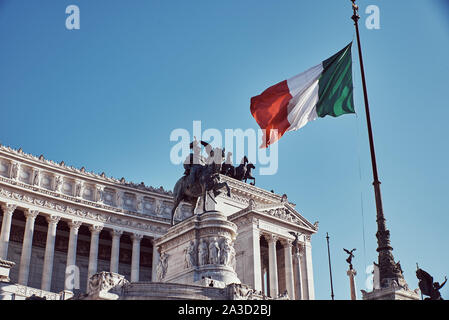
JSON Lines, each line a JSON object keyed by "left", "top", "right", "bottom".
{"left": 416, "top": 268, "right": 447, "bottom": 300}
{"left": 343, "top": 248, "right": 356, "bottom": 270}
{"left": 288, "top": 231, "right": 302, "bottom": 255}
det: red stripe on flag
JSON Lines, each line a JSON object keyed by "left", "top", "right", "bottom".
{"left": 250, "top": 80, "right": 292, "bottom": 148}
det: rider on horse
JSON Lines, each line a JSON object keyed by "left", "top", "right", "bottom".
{"left": 183, "top": 138, "right": 211, "bottom": 186}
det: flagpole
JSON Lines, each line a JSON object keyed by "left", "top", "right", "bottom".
{"left": 326, "top": 232, "right": 335, "bottom": 300}
{"left": 350, "top": 0, "right": 404, "bottom": 287}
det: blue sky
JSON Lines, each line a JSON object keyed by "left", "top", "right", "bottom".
{"left": 1, "top": 0, "right": 449, "bottom": 299}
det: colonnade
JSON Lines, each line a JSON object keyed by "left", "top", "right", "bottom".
{"left": 0, "top": 202, "right": 157, "bottom": 292}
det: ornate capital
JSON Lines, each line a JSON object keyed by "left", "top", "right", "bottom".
{"left": 262, "top": 233, "right": 278, "bottom": 243}
{"left": 46, "top": 215, "right": 61, "bottom": 225}
{"left": 68, "top": 220, "right": 82, "bottom": 231}
{"left": 24, "top": 209, "right": 39, "bottom": 220}
{"left": 110, "top": 229, "right": 123, "bottom": 238}
{"left": 89, "top": 224, "right": 104, "bottom": 234}
{"left": 131, "top": 233, "right": 144, "bottom": 242}
{"left": 281, "top": 238, "right": 293, "bottom": 247}
{"left": 1, "top": 203, "right": 17, "bottom": 215}
{"left": 251, "top": 217, "right": 259, "bottom": 226}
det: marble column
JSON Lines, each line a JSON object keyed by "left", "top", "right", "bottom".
{"left": 302, "top": 240, "right": 315, "bottom": 300}
{"left": 283, "top": 239, "right": 295, "bottom": 299}
{"left": 262, "top": 267, "right": 268, "bottom": 296}
{"left": 294, "top": 249, "right": 303, "bottom": 300}
{"left": 267, "top": 234, "right": 279, "bottom": 298}
{"left": 151, "top": 238, "right": 160, "bottom": 282}
{"left": 110, "top": 229, "right": 122, "bottom": 273}
{"left": 87, "top": 225, "right": 103, "bottom": 289}
{"left": 0, "top": 203, "right": 17, "bottom": 259}
{"left": 41, "top": 215, "right": 61, "bottom": 291}
{"left": 65, "top": 220, "right": 82, "bottom": 291}
{"left": 252, "top": 227, "right": 263, "bottom": 292}
{"left": 299, "top": 244, "right": 308, "bottom": 299}
{"left": 18, "top": 209, "right": 39, "bottom": 285}
{"left": 131, "top": 233, "right": 143, "bottom": 282}
{"left": 240, "top": 221, "right": 262, "bottom": 292}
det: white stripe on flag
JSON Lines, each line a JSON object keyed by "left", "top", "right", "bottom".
{"left": 286, "top": 63, "right": 324, "bottom": 132}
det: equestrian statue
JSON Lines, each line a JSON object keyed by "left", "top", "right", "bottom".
{"left": 170, "top": 139, "right": 231, "bottom": 226}
{"left": 221, "top": 154, "right": 256, "bottom": 186}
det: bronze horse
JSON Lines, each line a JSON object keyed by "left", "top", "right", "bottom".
{"left": 234, "top": 156, "right": 256, "bottom": 185}
{"left": 170, "top": 147, "right": 231, "bottom": 226}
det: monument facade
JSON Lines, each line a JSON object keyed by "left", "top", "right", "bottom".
{"left": 0, "top": 144, "right": 318, "bottom": 300}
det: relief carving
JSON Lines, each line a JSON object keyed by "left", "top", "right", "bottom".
{"left": 54, "top": 176, "right": 63, "bottom": 193}
{"left": 10, "top": 162, "right": 19, "bottom": 180}
{"left": 32, "top": 169, "right": 40, "bottom": 186}
{"left": 156, "top": 252, "right": 169, "bottom": 281}
{"left": 208, "top": 237, "right": 220, "bottom": 265}
{"left": 184, "top": 240, "right": 197, "bottom": 269}
{"left": 198, "top": 239, "right": 208, "bottom": 266}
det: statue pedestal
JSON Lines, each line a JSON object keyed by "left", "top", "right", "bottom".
{"left": 154, "top": 210, "right": 240, "bottom": 287}
{"left": 347, "top": 269, "right": 357, "bottom": 300}
{"left": 361, "top": 278, "right": 420, "bottom": 300}
{"left": 361, "top": 262, "right": 420, "bottom": 300}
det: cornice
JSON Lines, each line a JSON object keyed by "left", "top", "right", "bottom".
{"left": 220, "top": 175, "right": 288, "bottom": 205}
{"left": 0, "top": 144, "right": 173, "bottom": 198}
{"left": 229, "top": 201, "right": 317, "bottom": 235}
{"left": 0, "top": 184, "right": 170, "bottom": 236}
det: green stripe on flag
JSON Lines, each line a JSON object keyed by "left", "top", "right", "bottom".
{"left": 316, "top": 42, "right": 355, "bottom": 118}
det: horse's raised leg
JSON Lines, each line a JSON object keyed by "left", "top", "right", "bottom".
{"left": 190, "top": 197, "right": 199, "bottom": 216}
{"left": 222, "top": 181, "right": 231, "bottom": 197}
{"left": 202, "top": 185, "right": 207, "bottom": 212}
{"left": 213, "top": 182, "right": 231, "bottom": 198}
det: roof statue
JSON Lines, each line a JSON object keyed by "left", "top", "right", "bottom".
{"left": 220, "top": 153, "right": 256, "bottom": 186}
{"left": 416, "top": 267, "right": 447, "bottom": 300}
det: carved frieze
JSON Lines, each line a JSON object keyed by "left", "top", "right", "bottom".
{"left": 0, "top": 145, "right": 173, "bottom": 197}
{"left": 0, "top": 185, "right": 168, "bottom": 234}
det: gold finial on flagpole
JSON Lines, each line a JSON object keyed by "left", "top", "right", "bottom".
{"left": 350, "top": 0, "right": 360, "bottom": 23}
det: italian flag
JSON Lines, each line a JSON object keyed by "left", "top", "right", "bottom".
{"left": 250, "top": 42, "right": 355, "bottom": 148}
